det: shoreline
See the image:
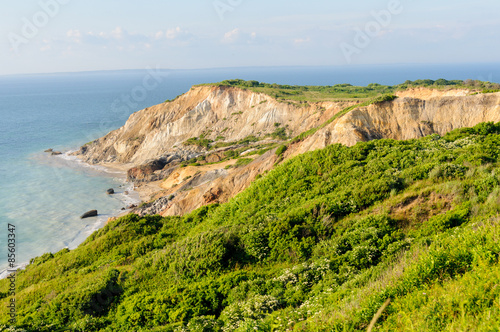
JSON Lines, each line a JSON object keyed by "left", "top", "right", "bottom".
{"left": 0, "top": 150, "right": 142, "bottom": 280}
{"left": 90, "top": 160, "right": 163, "bottom": 203}
{"left": 59, "top": 150, "right": 143, "bottom": 220}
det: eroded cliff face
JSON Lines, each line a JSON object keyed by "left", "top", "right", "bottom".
{"left": 76, "top": 86, "right": 500, "bottom": 217}
{"left": 291, "top": 90, "right": 500, "bottom": 156}
{"left": 77, "top": 86, "right": 350, "bottom": 166}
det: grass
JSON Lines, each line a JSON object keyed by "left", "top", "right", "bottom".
{"left": 225, "top": 157, "right": 254, "bottom": 169}
{"left": 197, "top": 80, "right": 395, "bottom": 102}
{"left": 179, "top": 142, "right": 279, "bottom": 168}
{"left": 4, "top": 122, "right": 500, "bottom": 331}
{"left": 183, "top": 137, "right": 213, "bottom": 148}
{"left": 196, "top": 79, "right": 500, "bottom": 103}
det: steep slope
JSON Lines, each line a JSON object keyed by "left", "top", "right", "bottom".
{"left": 76, "top": 86, "right": 350, "bottom": 165}
{"left": 75, "top": 85, "right": 500, "bottom": 218}
{"left": 75, "top": 85, "right": 354, "bottom": 215}
{"left": 4, "top": 123, "right": 500, "bottom": 331}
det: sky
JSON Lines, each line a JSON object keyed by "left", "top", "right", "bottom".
{"left": 1, "top": 0, "right": 499, "bottom": 75}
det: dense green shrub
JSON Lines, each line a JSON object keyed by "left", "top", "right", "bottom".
{"left": 275, "top": 145, "right": 287, "bottom": 156}
{"left": 234, "top": 158, "right": 253, "bottom": 168}
{"left": 419, "top": 202, "right": 471, "bottom": 236}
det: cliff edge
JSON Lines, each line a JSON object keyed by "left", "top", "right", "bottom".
{"left": 74, "top": 85, "right": 500, "bottom": 216}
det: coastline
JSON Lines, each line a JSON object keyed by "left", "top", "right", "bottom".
{"left": 58, "top": 150, "right": 143, "bottom": 221}
{"left": 0, "top": 150, "right": 142, "bottom": 280}
{"left": 92, "top": 161, "right": 164, "bottom": 203}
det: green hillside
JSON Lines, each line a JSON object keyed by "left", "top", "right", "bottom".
{"left": 3, "top": 122, "right": 500, "bottom": 331}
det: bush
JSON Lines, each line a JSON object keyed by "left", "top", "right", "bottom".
{"left": 269, "top": 127, "right": 287, "bottom": 140}
{"left": 275, "top": 145, "right": 287, "bottom": 156}
{"left": 420, "top": 202, "right": 471, "bottom": 236}
{"left": 219, "top": 295, "right": 279, "bottom": 330}
{"left": 184, "top": 137, "right": 213, "bottom": 149}
{"left": 429, "top": 163, "right": 467, "bottom": 181}
{"left": 372, "top": 94, "right": 398, "bottom": 104}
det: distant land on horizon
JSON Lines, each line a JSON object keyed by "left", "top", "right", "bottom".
{"left": 2, "top": 62, "right": 500, "bottom": 85}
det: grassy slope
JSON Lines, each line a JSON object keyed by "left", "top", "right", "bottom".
{"left": 2, "top": 122, "right": 500, "bottom": 331}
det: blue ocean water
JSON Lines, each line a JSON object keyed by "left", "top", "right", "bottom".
{"left": 0, "top": 64, "right": 499, "bottom": 275}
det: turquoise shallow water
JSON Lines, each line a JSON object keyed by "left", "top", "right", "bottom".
{"left": 0, "top": 64, "right": 499, "bottom": 276}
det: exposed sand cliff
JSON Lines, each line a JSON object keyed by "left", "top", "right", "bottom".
{"left": 292, "top": 90, "right": 500, "bottom": 155}
{"left": 75, "top": 86, "right": 500, "bottom": 217}
{"left": 78, "top": 86, "right": 351, "bottom": 165}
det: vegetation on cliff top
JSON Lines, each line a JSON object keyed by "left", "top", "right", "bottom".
{"left": 3, "top": 122, "right": 500, "bottom": 331}
{"left": 196, "top": 79, "right": 500, "bottom": 102}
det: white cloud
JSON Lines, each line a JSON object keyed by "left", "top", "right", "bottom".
{"left": 66, "top": 29, "right": 82, "bottom": 43}
{"left": 294, "top": 37, "right": 311, "bottom": 45}
{"left": 155, "top": 31, "right": 164, "bottom": 40}
{"left": 153, "top": 27, "right": 193, "bottom": 43}
{"left": 222, "top": 28, "right": 241, "bottom": 44}
{"left": 55, "top": 26, "right": 196, "bottom": 54}
{"left": 166, "top": 27, "right": 182, "bottom": 39}
{"left": 110, "top": 27, "right": 125, "bottom": 40}
{"left": 221, "top": 29, "right": 263, "bottom": 45}
{"left": 67, "top": 29, "right": 81, "bottom": 38}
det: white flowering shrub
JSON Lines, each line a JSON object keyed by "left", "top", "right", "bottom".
{"left": 0, "top": 326, "right": 28, "bottom": 332}
{"left": 274, "top": 259, "right": 330, "bottom": 287}
{"left": 241, "top": 224, "right": 269, "bottom": 261}
{"left": 220, "top": 295, "right": 279, "bottom": 331}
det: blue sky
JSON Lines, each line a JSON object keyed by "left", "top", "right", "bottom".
{"left": 1, "top": 0, "right": 499, "bottom": 75}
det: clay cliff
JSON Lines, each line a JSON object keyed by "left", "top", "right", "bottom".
{"left": 78, "top": 86, "right": 351, "bottom": 166}
{"left": 75, "top": 86, "right": 500, "bottom": 217}
{"left": 292, "top": 88, "right": 500, "bottom": 155}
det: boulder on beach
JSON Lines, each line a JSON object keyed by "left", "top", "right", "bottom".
{"left": 51, "top": 151, "right": 62, "bottom": 156}
{"left": 107, "top": 188, "right": 115, "bottom": 194}
{"left": 80, "top": 210, "right": 98, "bottom": 219}
{"left": 127, "top": 159, "right": 167, "bottom": 181}
{"left": 44, "top": 148, "right": 53, "bottom": 153}
{"left": 127, "top": 204, "right": 137, "bottom": 209}
{"left": 124, "top": 191, "right": 129, "bottom": 195}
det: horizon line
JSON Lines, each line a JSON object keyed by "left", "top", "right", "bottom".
{"left": 2, "top": 62, "right": 500, "bottom": 78}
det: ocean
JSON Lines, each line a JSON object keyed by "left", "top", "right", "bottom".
{"left": 1, "top": 63, "right": 499, "bottom": 276}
